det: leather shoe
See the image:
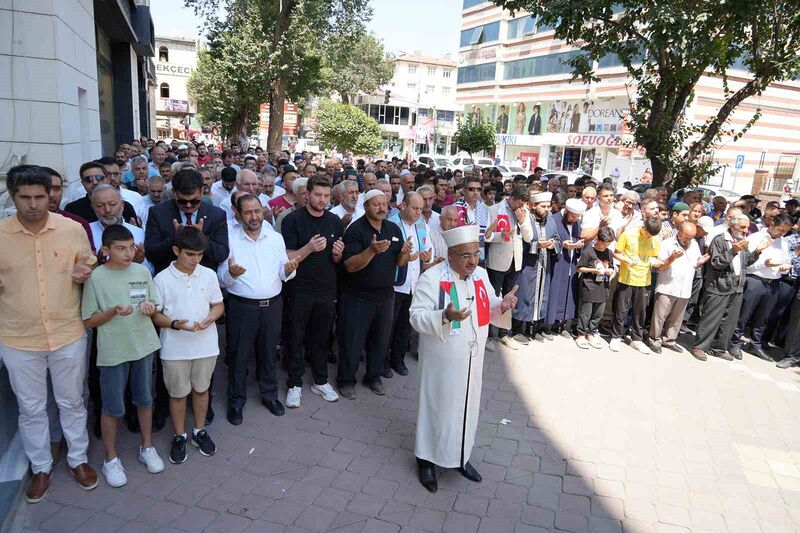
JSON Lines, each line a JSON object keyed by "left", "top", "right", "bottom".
{"left": 381, "top": 367, "right": 394, "bottom": 379}
{"left": 70, "top": 463, "right": 98, "bottom": 491}
{"left": 26, "top": 472, "right": 51, "bottom": 503}
{"left": 205, "top": 404, "right": 215, "bottom": 426}
{"left": 262, "top": 398, "right": 285, "bottom": 417}
{"left": 391, "top": 361, "right": 409, "bottom": 376}
{"left": 691, "top": 348, "right": 708, "bottom": 361}
{"left": 728, "top": 345, "right": 743, "bottom": 360}
{"left": 227, "top": 406, "right": 243, "bottom": 425}
{"left": 748, "top": 344, "right": 772, "bottom": 361}
{"left": 459, "top": 461, "right": 482, "bottom": 483}
{"left": 367, "top": 380, "right": 386, "bottom": 395}
{"left": 418, "top": 462, "right": 438, "bottom": 492}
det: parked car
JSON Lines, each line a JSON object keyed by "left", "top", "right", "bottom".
{"left": 670, "top": 185, "right": 740, "bottom": 204}
{"left": 541, "top": 171, "right": 594, "bottom": 185}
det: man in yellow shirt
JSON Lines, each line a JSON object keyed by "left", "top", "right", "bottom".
{"left": 610, "top": 217, "right": 662, "bottom": 353}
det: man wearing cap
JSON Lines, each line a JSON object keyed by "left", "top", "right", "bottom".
{"left": 337, "top": 189, "right": 414, "bottom": 399}
{"left": 409, "top": 224, "right": 518, "bottom": 493}
{"left": 512, "top": 191, "right": 558, "bottom": 343}
{"left": 484, "top": 186, "right": 533, "bottom": 349}
{"left": 545, "top": 198, "right": 585, "bottom": 337}
{"left": 662, "top": 202, "right": 690, "bottom": 240}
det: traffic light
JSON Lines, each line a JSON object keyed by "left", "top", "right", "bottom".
{"left": 384, "top": 90, "right": 391, "bottom": 104}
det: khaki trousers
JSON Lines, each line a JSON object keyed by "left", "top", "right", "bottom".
{"left": 649, "top": 293, "right": 688, "bottom": 346}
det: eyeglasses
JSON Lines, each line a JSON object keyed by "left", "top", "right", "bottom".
{"left": 175, "top": 197, "right": 202, "bottom": 206}
{"left": 81, "top": 174, "right": 105, "bottom": 183}
{"left": 454, "top": 251, "right": 481, "bottom": 261}
{"left": 467, "top": 187, "right": 481, "bottom": 192}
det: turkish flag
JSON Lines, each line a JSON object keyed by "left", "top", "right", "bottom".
{"left": 474, "top": 279, "right": 490, "bottom": 327}
{"left": 454, "top": 205, "right": 469, "bottom": 226}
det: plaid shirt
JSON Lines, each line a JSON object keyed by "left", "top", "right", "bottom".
{"left": 786, "top": 233, "right": 800, "bottom": 279}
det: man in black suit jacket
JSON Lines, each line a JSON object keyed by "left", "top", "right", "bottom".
{"left": 65, "top": 161, "right": 139, "bottom": 224}
{"left": 145, "top": 168, "right": 229, "bottom": 274}
{"left": 145, "top": 168, "right": 229, "bottom": 427}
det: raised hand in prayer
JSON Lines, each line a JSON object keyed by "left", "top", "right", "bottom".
{"left": 501, "top": 285, "right": 519, "bottom": 313}
{"left": 444, "top": 302, "right": 472, "bottom": 323}
{"left": 228, "top": 258, "right": 247, "bottom": 278}
{"left": 370, "top": 234, "right": 390, "bottom": 254}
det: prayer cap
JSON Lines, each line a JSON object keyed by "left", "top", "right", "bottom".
{"left": 532, "top": 192, "right": 552, "bottom": 204}
{"left": 565, "top": 198, "right": 587, "bottom": 215}
{"left": 364, "top": 189, "right": 386, "bottom": 205}
{"left": 443, "top": 225, "right": 480, "bottom": 248}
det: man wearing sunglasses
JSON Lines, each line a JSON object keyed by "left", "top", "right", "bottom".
{"left": 64, "top": 161, "right": 139, "bottom": 225}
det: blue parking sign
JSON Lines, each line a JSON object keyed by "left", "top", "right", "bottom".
{"left": 735, "top": 154, "right": 745, "bottom": 169}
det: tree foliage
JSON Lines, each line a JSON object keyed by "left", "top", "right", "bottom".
{"left": 453, "top": 115, "right": 497, "bottom": 159}
{"left": 316, "top": 102, "right": 382, "bottom": 155}
{"left": 495, "top": 0, "right": 800, "bottom": 188}
{"left": 321, "top": 33, "right": 395, "bottom": 104}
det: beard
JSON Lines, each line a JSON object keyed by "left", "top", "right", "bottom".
{"left": 100, "top": 214, "right": 123, "bottom": 226}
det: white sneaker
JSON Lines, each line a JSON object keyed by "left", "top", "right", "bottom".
{"left": 609, "top": 338, "right": 622, "bottom": 352}
{"left": 102, "top": 457, "right": 128, "bottom": 488}
{"left": 500, "top": 335, "right": 519, "bottom": 350}
{"left": 630, "top": 340, "right": 652, "bottom": 354}
{"left": 311, "top": 383, "right": 339, "bottom": 402}
{"left": 485, "top": 338, "right": 498, "bottom": 352}
{"left": 138, "top": 446, "right": 165, "bottom": 474}
{"left": 286, "top": 386, "right": 302, "bottom": 408}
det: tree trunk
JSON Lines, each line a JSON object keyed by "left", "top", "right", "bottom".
{"left": 266, "top": 0, "right": 297, "bottom": 151}
{"left": 650, "top": 157, "right": 672, "bottom": 188}
{"left": 339, "top": 91, "right": 350, "bottom": 104}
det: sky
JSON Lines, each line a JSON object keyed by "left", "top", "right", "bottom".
{"left": 149, "top": 0, "right": 461, "bottom": 59}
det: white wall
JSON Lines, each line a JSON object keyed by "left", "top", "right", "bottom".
{"left": 0, "top": 0, "right": 101, "bottom": 188}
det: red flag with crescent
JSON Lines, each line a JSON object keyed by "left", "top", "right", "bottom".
{"left": 454, "top": 205, "right": 469, "bottom": 227}
{"left": 474, "top": 279, "right": 490, "bottom": 327}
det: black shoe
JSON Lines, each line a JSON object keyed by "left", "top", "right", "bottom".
{"left": 777, "top": 355, "right": 800, "bottom": 369}
{"left": 748, "top": 344, "right": 772, "bottom": 361}
{"left": 417, "top": 462, "right": 438, "bottom": 493}
{"left": 391, "top": 361, "right": 409, "bottom": 376}
{"left": 152, "top": 412, "right": 167, "bottom": 433}
{"left": 533, "top": 333, "right": 545, "bottom": 342}
{"left": 191, "top": 429, "right": 217, "bottom": 456}
{"left": 542, "top": 332, "right": 555, "bottom": 341}
{"left": 226, "top": 406, "right": 243, "bottom": 425}
{"left": 381, "top": 367, "right": 394, "bottom": 379}
{"left": 169, "top": 434, "right": 188, "bottom": 464}
{"left": 204, "top": 404, "right": 214, "bottom": 426}
{"left": 662, "top": 343, "right": 683, "bottom": 354}
{"left": 459, "top": 461, "right": 482, "bottom": 482}
{"left": 367, "top": 380, "right": 385, "bottom": 396}
{"left": 261, "top": 399, "right": 285, "bottom": 417}
{"left": 728, "top": 346, "right": 743, "bottom": 360}
{"left": 512, "top": 333, "right": 531, "bottom": 345}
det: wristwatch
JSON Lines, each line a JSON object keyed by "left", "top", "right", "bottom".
{"left": 170, "top": 319, "right": 180, "bottom": 330}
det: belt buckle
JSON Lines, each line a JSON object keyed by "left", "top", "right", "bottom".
{"left": 259, "top": 299, "right": 270, "bottom": 307}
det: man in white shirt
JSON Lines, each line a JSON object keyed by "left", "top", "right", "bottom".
{"left": 258, "top": 169, "right": 285, "bottom": 204}
{"left": 210, "top": 167, "right": 237, "bottom": 206}
{"left": 148, "top": 145, "right": 167, "bottom": 175}
{"left": 730, "top": 212, "right": 793, "bottom": 360}
{"left": 429, "top": 205, "right": 459, "bottom": 261}
{"left": 386, "top": 192, "right": 434, "bottom": 376}
{"left": 354, "top": 172, "right": 378, "bottom": 212}
{"left": 580, "top": 183, "right": 624, "bottom": 241}
{"left": 136, "top": 175, "right": 166, "bottom": 228}
{"left": 97, "top": 157, "right": 145, "bottom": 217}
{"left": 396, "top": 169, "right": 415, "bottom": 205}
{"left": 649, "top": 222, "right": 708, "bottom": 353}
{"left": 330, "top": 180, "right": 361, "bottom": 227}
{"left": 219, "top": 169, "right": 266, "bottom": 224}
{"left": 218, "top": 194, "right": 298, "bottom": 424}
{"left": 88, "top": 184, "right": 152, "bottom": 273}
{"left": 417, "top": 185, "right": 440, "bottom": 233}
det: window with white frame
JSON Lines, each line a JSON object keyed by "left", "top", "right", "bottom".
{"left": 425, "top": 85, "right": 435, "bottom": 94}
{"left": 408, "top": 64, "right": 417, "bottom": 74}
{"left": 427, "top": 66, "right": 436, "bottom": 76}
{"left": 442, "top": 69, "right": 452, "bottom": 78}
{"left": 442, "top": 87, "right": 451, "bottom": 95}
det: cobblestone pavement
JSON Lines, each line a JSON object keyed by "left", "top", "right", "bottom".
{"left": 11, "top": 332, "right": 800, "bottom": 533}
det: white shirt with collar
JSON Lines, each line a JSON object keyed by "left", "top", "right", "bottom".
{"left": 423, "top": 211, "right": 440, "bottom": 233}
{"left": 210, "top": 180, "right": 235, "bottom": 206}
{"left": 120, "top": 186, "right": 145, "bottom": 216}
{"left": 154, "top": 263, "right": 223, "bottom": 361}
{"left": 655, "top": 236, "right": 701, "bottom": 299}
{"left": 136, "top": 195, "right": 157, "bottom": 228}
{"left": 394, "top": 218, "right": 432, "bottom": 295}
{"left": 259, "top": 185, "right": 286, "bottom": 205}
{"left": 220, "top": 188, "right": 269, "bottom": 224}
{"left": 746, "top": 228, "right": 786, "bottom": 280}
{"left": 218, "top": 223, "right": 295, "bottom": 299}
{"left": 89, "top": 220, "right": 153, "bottom": 273}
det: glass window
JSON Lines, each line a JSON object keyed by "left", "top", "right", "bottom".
{"left": 399, "top": 107, "right": 409, "bottom": 125}
{"left": 425, "top": 85, "right": 435, "bottom": 94}
{"left": 457, "top": 62, "right": 496, "bottom": 84}
{"left": 437, "top": 110, "right": 455, "bottom": 123}
{"left": 460, "top": 21, "right": 500, "bottom": 47}
{"left": 160, "top": 83, "right": 170, "bottom": 98}
{"left": 369, "top": 105, "right": 379, "bottom": 122}
{"left": 158, "top": 46, "right": 169, "bottom": 62}
{"left": 462, "top": 0, "right": 486, "bottom": 8}
{"left": 427, "top": 66, "right": 436, "bottom": 76}
{"left": 407, "top": 82, "right": 417, "bottom": 89}
{"left": 442, "top": 87, "right": 451, "bottom": 95}
{"left": 408, "top": 65, "right": 417, "bottom": 74}
{"left": 503, "top": 50, "right": 581, "bottom": 80}
{"left": 443, "top": 69, "right": 451, "bottom": 78}
{"left": 507, "top": 15, "right": 554, "bottom": 39}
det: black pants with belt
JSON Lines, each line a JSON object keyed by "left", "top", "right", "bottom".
{"left": 226, "top": 294, "right": 282, "bottom": 408}
{"left": 286, "top": 290, "right": 336, "bottom": 388}
{"left": 387, "top": 291, "right": 413, "bottom": 368}
{"left": 763, "top": 277, "right": 798, "bottom": 346}
{"left": 732, "top": 275, "right": 779, "bottom": 349}
{"left": 337, "top": 292, "right": 394, "bottom": 387}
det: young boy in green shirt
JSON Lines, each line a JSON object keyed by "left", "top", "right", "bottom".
{"left": 82, "top": 225, "right": 164, "bottom": 488}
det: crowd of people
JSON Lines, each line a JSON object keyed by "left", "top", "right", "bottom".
{"left": 3, "top": 136, "right": 800, "bottom": 502}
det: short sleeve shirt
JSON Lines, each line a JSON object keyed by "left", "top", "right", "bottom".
{"left": 81, "top": 263, "right": 161, "bottom": 366}
{"left": 655, "top": 237, "right": 701, "bottom": 298}
{"left": 616, "top": 228, "right": 660, "bottom": 287}
{"left": 341, "top": 217, "right": 403, "bottom": 301}
{"left": 154, "top": 263, "right": 223, "bottom": 361}
{"left": 281, "top": 207, "right": 343, "bottom": 295}
{"left": 576, "top": 245, "right": 613, "bottom": 303}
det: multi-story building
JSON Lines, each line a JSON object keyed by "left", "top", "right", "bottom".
{"left": 457, "top": 1, "right": 800, "bottom": 193}
{"left": 355, "top": 51, "right": 462, "bottom": 158}
{"left": 154, "top": 35, "right": 199, "bottom": 140}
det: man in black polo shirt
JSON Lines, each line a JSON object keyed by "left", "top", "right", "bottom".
{"left": 338, "top": 189, "right": 413, "bottom": 398}
{"left": 281, "top": 176, "right": 344, "bottom": 408}
{"left": 65, "top": 161, "right": 139, "bottom": 225}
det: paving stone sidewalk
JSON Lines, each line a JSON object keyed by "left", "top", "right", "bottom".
{"left": 11, "top": 333, "right": 800, "bottom": 532}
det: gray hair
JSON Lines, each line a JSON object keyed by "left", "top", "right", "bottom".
{"left": 90, "top": 183, "right": 120, "bottom": 201}
{"left": 622, "top": 190, "right": 639, "bottom": 202}
{"left": 730, "top": 213, "right": 750, "bottom": 227}
{"left": 131, "top": 155, "right": 148, "bottom": 167}
{"left": 341, "top": 179, "right": 359, "bottom": 192}
{"left": 260, "top": 166, "right": 277, "bottom": 178}
{"left": 403, "top": 191, "right": 422, "bottom": 205}
{"left": 147, "top": 175, "right": 165, "bottom": 187}
{"left": 416, "top": 184, "right": 435, "bottom": 195}
{"left": 292, "top": 177, "right": 309, "bottom": 195}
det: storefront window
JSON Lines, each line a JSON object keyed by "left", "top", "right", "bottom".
{"left": 96, "top": 28, "right": 116, "bottom": 157}
{"left": 548, "top": 146, "right": 564, "bottom": 171}
{"left": 580, "top": 149, "right": 596, "bottom": 175}
{"left": 563, "top": 148, "right": 581, "bottom": 171}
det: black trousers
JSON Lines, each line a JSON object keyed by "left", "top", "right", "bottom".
{"left": 694, "top": 292, "right": 743, "bottom": 352}
{"left": 683, "top": 275, "right": 704, "bottom": 326}
{"left": 337, "top": 292, "right": 394, "bottom": 387}
{"left": 388, "top": 292, "right": 413, "bottom": 366}
{"left": 784, "top": 293, "right": 800, "bottom": 356}
{"left": 578, "top": 300, "right": 606, "bottom": 335}
{"left": 487, "top": 266, "right": 520, "bottom": 336}
{"left": 612, "top": 283, "right": 649, "bottom": 341}
{"left": 763, "top": 278, "right": 797, "bottom": 346}
{"left": 286, "top": 291, "right": 336, "bottom": 388}
{"left": 226, "top": 295, "right": 282, "bottom": 408}
{"left": 732, "top": 275, "right": 779, "bottom": 349}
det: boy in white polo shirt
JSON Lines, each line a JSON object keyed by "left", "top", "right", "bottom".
{"left": 152, "top": 227, "right": 224, "bottom": 464}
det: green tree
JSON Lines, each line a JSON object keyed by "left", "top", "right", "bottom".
{"left": 317, "top": 102, "right": 382, "bottom": 155}
{"left": 185, "top": 0, "right": 370, "bottom": 148}
{"left": 453, "top": 115, "right": 496, "bottom": 159}
{"left": 321, "top": 33, "right": 395, "bottom": 104}
{"left": 496, "top": 0, "right": 800, "bottom": 188}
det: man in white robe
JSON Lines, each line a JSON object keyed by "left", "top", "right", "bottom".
{"left": 410, "top": 225, "right": 518, "bottom": 492}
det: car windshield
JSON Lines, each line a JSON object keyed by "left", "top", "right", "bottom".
{"left": 705, "top": 187, "right": 739, "bottom": 197}
{"left": 435, "top": 158, "right": 449, "bottom": 167}
{"left": 508, "top": 167, "right": 524, "bottom": 173}
{"left": 495, "top": 166, "right": 509, "bottom": 172}
{"left": 462, "top": 159, "right": 473, "bottom": 165}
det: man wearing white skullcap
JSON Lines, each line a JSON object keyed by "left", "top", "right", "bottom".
{"left": 410, "top": 225, "right": 518, "bottom": 493}
{"left": 545, "top": 198, "right": 586, "bottom": 336}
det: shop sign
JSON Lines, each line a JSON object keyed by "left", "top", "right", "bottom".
{"left": 458, "top": 46, "right": 498, "bottom": 65}
{"left": 161, "top": 98, "right": 189, "bottom": 112}
{"left": 565, "top": 134, "right": 623, "bottom": 146}
{"left": 156, "top": 63, "right": 193, "bottom": 76}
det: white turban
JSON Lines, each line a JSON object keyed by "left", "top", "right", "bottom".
{"left": 443, "top": 225, "right": 480, "bottom": 248}
{"left": 565, "top": 198, "right": 587, "bottom": 215}
{"left": 532, "top": 192, "right": 552, "bottom": 204}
